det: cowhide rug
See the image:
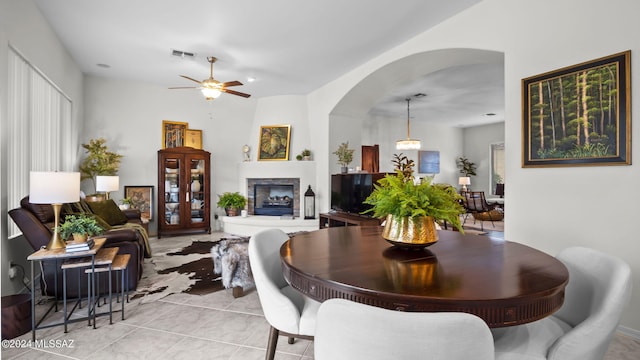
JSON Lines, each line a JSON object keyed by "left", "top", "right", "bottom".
{"left": 133, "top": 235, "right": 248, "bottom": 303}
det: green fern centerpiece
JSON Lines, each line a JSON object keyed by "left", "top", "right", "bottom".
{"left": 363, "top": 154, "right": 465, "bottom": 247}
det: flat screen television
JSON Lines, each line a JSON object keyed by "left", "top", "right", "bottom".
{"left": 330, "top": 173, "right": 387, "bottom": 215}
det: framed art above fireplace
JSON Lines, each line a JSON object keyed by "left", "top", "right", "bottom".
{"left": 258, "top": 125, "right": 291, "bottom": 161}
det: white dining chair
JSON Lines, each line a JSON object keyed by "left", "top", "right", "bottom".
{"left": 315, "top": 298, "right": 495, "bottom": 360}
{"left": 493, "top": 246, "right": 632, "bottom": 360}
{"left": 248, "top": 228, "right": 320, "bottom": 360}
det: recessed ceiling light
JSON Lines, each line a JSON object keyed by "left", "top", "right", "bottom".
{"left": 96, "top": 63, "right": 110, "bottom": 68}
{"left": 247, "top": 77, "right": 256, "bottom": 83}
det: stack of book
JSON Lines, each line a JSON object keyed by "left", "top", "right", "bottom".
{"left": 65, "top": 238, "right": 95, "bottom": 253}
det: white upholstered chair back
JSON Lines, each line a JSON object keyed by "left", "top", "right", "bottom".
{"left": 249, "top": 228, "right": 319, "bottom": 360}
{"left": 315, "top": 298, "right": 495, "bottom": 360}
{"left": 494, "top": 246, "right": 632, "bottom": 360}
{"left": 548, "top": 246, "right": 632, "bottom": 359}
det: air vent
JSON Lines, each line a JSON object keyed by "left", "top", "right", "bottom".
{"left": 171, "top": 49, "right": 196, "bottom": 59}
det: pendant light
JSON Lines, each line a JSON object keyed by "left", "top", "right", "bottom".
{"left": 396, "top": 97, "right": 421, "bottom": 150}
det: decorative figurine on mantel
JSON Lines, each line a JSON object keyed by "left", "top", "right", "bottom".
{"left": 242, "top": 145, "right": 251, "bottom": 162}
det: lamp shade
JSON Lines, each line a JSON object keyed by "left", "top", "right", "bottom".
{"left": 30, "top": 172, "right": 80, "bottom": 204}
{"left": 96, "top": 176, "right": 119, "bottom": 192}
{"left": 458, "top": 177, "right": 471, "bottom": 186}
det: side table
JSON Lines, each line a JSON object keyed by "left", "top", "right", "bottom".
{"left": 62, "top": 247, "right": 118, "bottom": 330}
{"left": 26, "top": 238, "right": 106, "bottom": 341}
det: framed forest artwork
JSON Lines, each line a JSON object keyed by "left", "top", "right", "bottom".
{"left": 522, "top": 50, "right": 631, "bottom": 167}
{"left": 258, "top": 125, "right": 291, "bottom": 161}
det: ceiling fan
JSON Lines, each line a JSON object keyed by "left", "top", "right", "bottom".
{"left": 169, "top": 56, "right": 251, "bottom": 100}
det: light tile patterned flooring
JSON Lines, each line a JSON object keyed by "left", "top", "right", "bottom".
{"left": 2, "top": 232, "right": 639, "bottom": 360}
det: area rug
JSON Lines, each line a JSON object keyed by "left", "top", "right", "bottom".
{"left": 133, "top": 235, "right": 247, "bottom": 303}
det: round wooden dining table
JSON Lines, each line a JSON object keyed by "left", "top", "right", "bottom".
{"left": 280, "top": 226, "right": 568, "bottom": 328}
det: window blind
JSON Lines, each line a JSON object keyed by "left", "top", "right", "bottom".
{"left": 7, "top": 47, "right": 72, "bottom": 238}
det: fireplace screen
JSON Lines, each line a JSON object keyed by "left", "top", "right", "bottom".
{"left": 253, "top": 184, "right": 294, "bottom": 216}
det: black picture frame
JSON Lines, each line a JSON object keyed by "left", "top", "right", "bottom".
{"left": 522, "top": 51, "right": 631, "bottom": 167}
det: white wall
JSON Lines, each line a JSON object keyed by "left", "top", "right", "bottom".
{"left": 0, "top": 0, "right": 84, "bottom": 295}
{"left": 463, "top": 122, "right": 505, "bottom": 193}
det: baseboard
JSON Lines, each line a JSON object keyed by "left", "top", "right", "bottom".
{"left": 618, "top": 325, "right": 640, "bottom": 340}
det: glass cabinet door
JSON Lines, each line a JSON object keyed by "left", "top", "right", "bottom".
{"left": 189, "top": 158, "right": 205, "bottom": 224}
{"left": 164, "top": 157, "right": 181, "bottom": 226}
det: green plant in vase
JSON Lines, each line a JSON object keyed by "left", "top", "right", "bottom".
{"left": 363, "top": 154, "right": 464, "bottom": 248}
{"left": 333, "top": 142, "right": 354, "bottom": 173}
{"left": 79, "top": 138, "right": 123, "bottom": 194}
{"left": 57, "top": 214, "right": 104, "bottom": 243}
{"left": 217, "top": 192, "right": 247, "bottom": 216}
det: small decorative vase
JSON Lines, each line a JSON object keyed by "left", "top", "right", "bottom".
{"left": 119, "top": 204, "right": 130, "bottom": 210}
{"left": 192, "top": 179, "right": 201, "bottom": 192}
{"left": 226, "top": 208, "right": 239, "bottom": 216}
{"left": 341, "top": 166, "right": 348, "bottom": 174}
{"left": 72, "top": 233, "right": 88, "bottom": 243}
{"left": 382, "top": 214, "right": 438, "bottom": 249}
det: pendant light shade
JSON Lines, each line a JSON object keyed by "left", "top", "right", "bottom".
{"left": 396, "top": 97, "right": 421, "bottom": 150}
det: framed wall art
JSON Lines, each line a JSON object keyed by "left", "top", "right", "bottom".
{"left": 124, "top": 185, "right": 154, "bottom": 221}
{"left": 522, "top": 50, "right": 631, "bottom": 167}
{"left": 258, "top": 124, "right": 291, "bottom": 161}
{"left": 185, "top": 129, "right": 203, "bottom": 149}
{"left": 418, "top": 150, "right": 440, "bottom": 174}
{"left": 162, "top": 120, "right": 188, "bottom": 149}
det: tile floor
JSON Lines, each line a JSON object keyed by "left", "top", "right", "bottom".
{"left": 2, "top": 232, "right": 639, "bottom": 360}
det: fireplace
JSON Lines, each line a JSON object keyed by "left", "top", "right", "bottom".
{"left": 253, "top": 184, "right": 294, "bottom": 216}
{"left": 247, "top": 178, "right": 300, "bottom": 217}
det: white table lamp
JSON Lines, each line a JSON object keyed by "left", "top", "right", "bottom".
{"left": 458, "top": 177, "right": 471, "bottom": 192}
{"left": 96, "top": 175, "right": 119, "bottom": 199}
{"left": 30, "top": 171, "right": 80, "bottom": 249}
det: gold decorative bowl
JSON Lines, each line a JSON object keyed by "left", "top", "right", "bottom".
{"left": 382, "top": 214, "right": 438, "bottom": 249}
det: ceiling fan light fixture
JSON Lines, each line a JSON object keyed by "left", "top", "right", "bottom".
{"left": 396, "top": 97, "right": 421, "bottom": 150}
{"left": 201, "top": 87, "right": 222, "bottom": 100}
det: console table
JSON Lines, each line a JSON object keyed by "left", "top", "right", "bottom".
{"left": 319, "top": 212, "right": 382, "bottom": 228}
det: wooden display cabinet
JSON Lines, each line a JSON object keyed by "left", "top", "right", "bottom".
{"left": 157, "top": 147, "right": 211, "bottom": 237}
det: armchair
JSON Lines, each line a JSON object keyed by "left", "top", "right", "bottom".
{"left": 462, "top": 191, "right": 502, "bottom": 231}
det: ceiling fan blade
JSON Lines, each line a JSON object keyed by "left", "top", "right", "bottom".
{"left": 180, "top": 75, "right": 203, "bottom": 84}
{"left": 168, "top": 86, "right": 198, "bottom": 89}
{"left": 221, "top": 80, "right": 243, "bottom": 87}
{"left": 222, "top": 89, "right": 251, "bottom": 98}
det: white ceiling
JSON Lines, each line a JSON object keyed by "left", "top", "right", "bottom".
{"left": 33, "top": 0, "right": 503, "bottom": 127}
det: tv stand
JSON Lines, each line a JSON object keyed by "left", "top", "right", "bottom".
{"left": 319, "top": 212, "right": 382, "bottom": 228}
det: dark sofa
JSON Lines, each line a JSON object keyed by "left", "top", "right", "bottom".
{"left": 9, "top": 196, "right": 151, "bottom": 298}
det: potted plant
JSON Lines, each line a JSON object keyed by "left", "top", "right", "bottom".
{"left": 217, "top": 192, "right": 247, "bottom": 216}
{"left": 456, "top": 156, "right": 477, "bottom": 177}
{"left": 296, "top": 149, "right": 312, "bottom": 161}
{"left": 363, "top": 154, "right": 464, "bottom": 248}
{"left": 120, "top": 197, "right": 134, "bottom": 210}
{"left": 57, "top": 214, "right": 104, "bottom": 243}
{"left": 79, "top": 138, "right": 123, "bottom": 194}
{"left": 333, "top": 142, "right": 354, "bottom": 173}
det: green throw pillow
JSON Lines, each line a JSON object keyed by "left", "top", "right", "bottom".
{"left": 87, "top": 199, "right": 129, "bottom": 226}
